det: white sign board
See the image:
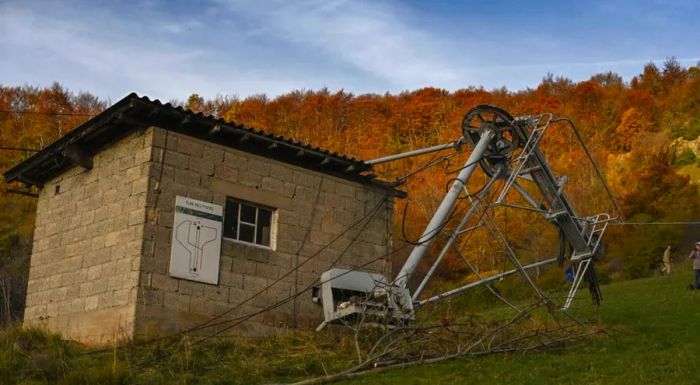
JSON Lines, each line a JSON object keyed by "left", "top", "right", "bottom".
{"left": 169, "top": 196, "right": 223, "bottom": 284}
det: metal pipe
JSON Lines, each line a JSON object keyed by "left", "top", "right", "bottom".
{"left": 411, "top": 167, "right": 503, "bottom": 300}
{"left": 365, "top": 141, "right": 459, "bottom": 165}
{"left": 511, "top": 181, "right": 541, "bottom": 209}
{"left": 476, "top": 200, "right": 547, "bottom": 300}
{"left": 416, "top": 257, "right": 558, "bottom": 307}
{"left": 562, "top": 259, "right": 591, "bottom": 310}
{"left": 497, "top": 203, "right": 548, "bottom": 215}
{"left": 394, "top": 130, "right": 494, "bottom": 288}
{"left": 455, "top": 223, "right": 485, "bottom": 234}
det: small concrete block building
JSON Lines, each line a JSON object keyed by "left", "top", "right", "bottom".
{"left": 3, "top": 94, "right": 398, "bottom": 343}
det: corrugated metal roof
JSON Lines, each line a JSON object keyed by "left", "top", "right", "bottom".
{"left": 3, "top": 93, "right": 399, "bottom": 194}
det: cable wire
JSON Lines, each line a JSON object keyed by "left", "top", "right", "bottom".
{"left": 550, "top": 118, "right": 623, "bottom": 221}
{"left": 400, "top": 152, "right": 487, "bottom": 246}
{"left": 189, "top": 195, "right": 384, "bottom": 334}
{"left": 191, "top": 202, "right": 397, "bottom": 344}
{"left": 86, "top": 196, "right": 389, "bottom": 355}
{"left": 611, "top": 221, "right": 700, "bottom": 226}
{"left": 392, "top": 152, "right": 459, "bottom": 187}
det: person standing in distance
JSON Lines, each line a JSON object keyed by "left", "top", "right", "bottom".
{"left": 689, "top": 242, "right": 700, "bottom": 289}
{"left": 661, "top": 244, "right": 672, "bottom": 275}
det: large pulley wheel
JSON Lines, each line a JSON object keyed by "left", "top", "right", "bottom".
{"left": 462, "top": 105, "right": 521, "bottom": 177}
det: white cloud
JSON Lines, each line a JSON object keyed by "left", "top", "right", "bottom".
{"left": 0, "top": 4, "right": 217, "bottom": 100}
{"left": 1, "top": 0, "right": 698, "bottom": 101}
{"left": 0, "top": 2, "right": 307, "bottom": 100}
{"left": 211, "top": 0, "right": 464, "bottom": 89}
{"left": 0, "top": 0, "right": 477, "bottom": 99}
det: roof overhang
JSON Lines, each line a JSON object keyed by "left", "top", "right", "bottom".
{"left": 3, "top": 93, "right": 404, "bottom": 197}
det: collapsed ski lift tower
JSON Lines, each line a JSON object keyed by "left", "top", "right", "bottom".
{"left": 315, "top": 105, "right": 610, "bottom": 330}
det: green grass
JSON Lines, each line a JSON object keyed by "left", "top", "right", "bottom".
{"left": 0, "top": 326, "right": 362, "bottom": 385}
{"left": 341, "top": 271, "right": 700, "bottom": 385}
{"left": 2, "top": 271, "right": 700, "bottom": 385}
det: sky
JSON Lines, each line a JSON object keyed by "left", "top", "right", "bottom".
{"left": 1, "top": 0, "right": 699, "bottom": 103}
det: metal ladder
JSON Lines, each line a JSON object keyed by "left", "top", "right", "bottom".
{"left": 496, "top": 114, "right": 552, "bottom": 204}
{"left": 562, "top": 213, "right": 611, "bottom": 310}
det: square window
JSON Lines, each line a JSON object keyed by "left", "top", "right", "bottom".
{"left": 223, "top": 197, "right": 275, "bottom": 248}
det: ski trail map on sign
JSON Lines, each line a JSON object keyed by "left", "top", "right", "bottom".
{"left": 169, "top": 196, "right": 223, "bottom": 284}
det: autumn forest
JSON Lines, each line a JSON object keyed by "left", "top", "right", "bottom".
{"left": 1, "top": 59, "right": 699, "bottom": 322}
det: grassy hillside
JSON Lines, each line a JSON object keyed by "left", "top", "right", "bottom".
{"left": 1, "top": 267, "right": 699, "bottom": 385}
{"left": 343, "top": 269, "right": 700, "bottom": 385}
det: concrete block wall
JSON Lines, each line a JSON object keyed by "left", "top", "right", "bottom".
{"left": 136, "top": 127, "right": 394, "bottom": 337}
{"left": 24, "top": 130, "right": 152, "bottom": 343}
{"left": 23, "top": 125, "right": 394, "bottom": 343}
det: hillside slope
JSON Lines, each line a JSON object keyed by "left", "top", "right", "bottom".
{"left": 341, "top": 269, "right": 700, "bottom": 385}
{"left": 2, "top": 265, "right": 699, "bottom": 384}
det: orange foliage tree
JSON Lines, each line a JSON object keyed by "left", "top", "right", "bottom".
{"left": 2, "top": 63, "right": 700, "bottom": 313}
